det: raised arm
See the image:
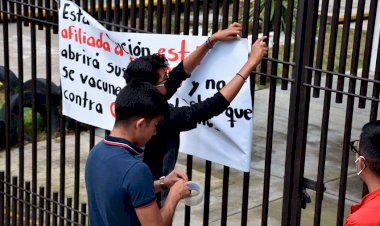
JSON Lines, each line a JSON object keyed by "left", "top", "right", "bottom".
{"left": 220, "top": 36, "right": 268, "bottom": 102}
{"left": 182, "top": 22, "right": 243, "bottom": 74}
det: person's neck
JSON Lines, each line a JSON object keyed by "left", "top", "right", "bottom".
{"left": 364, "top": 173, "right": 380, "bottom": 193}
{"left": 109, "top": 127, "right": 133, "bottom": 142}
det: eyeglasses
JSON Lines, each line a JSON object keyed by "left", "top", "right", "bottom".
{"left": 156, "top": 71, "right": 169, "bottom": 87}
{"left": 349, "top": 140, "right": 360, "bottom": 155}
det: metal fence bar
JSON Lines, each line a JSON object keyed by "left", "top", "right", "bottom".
{"left": 2, "top": 1, "right": 11, "bottom": 225}
{"left": 370, "top": 31, "right": 380, "bottom": 122}
{"left": 312, "top": 0, "right": 328, "bottom": 98}
{"left": 25, "top": 182, "right": 30, "bottom": 226}
{"left": 281, "top": 0, "right": 295, "bottom": 90}
{"left": 73, "top": 122, "right": 81, "bottom": 224}
{"left": 335, "top": 0, "right": 354, "bottom": 103}
{"left": 359, "top": 0, "right": 378, "bottom": 108}
{"left": 138, "top": 0, "right": 144, "bottom": 30}
{"left": 16, "top": 1, "right": 25, "bottom": 224}
{"left": 221, "top": 166, "right": 229, "bottom": 226}
{"left": 147, "top": 0, "right": 154, "bottom": 32}
{"left": 174, "top": 0, "right": 181, "bottom": 34}
{"left": 39, "top": 187, "right": 45, "bottom": 226}
{"left": 336, "top": 1, "right": 366, "bottom": 225}
{"left": 52, "top": 192, "right": 58, "bottom": 226}
{"left": 11, "top": 177, "right": 17, "bottom": 226}
{"left": 130, "top": 0, "right": 136, "bottom": 31}
{"left": 45, "top": 2, "right": 53, "bottom": 226}
{"left": 0, "top": 172, "right": 4, "bottom": 226}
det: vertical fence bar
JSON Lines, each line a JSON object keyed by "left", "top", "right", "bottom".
{"left": 174, "top": 0, "right": 181, "bottom": 34}
{"left": 23, "top": 0, "right": 29, "bottom": 26}
{"left": 138, "top": 0, "right": 145, "bottom": 31}
{"left": 201, "top": 3, "right": 210, "bottom": 224}
{"left": 156, "top": 0, "right": 162, "bottom": 33}
{"left": 165, "top": 0, "right": 172, "bottom": 34}
{"left": 0, "top": 172, "right": 4, "bottom": 226}
{"left": 90, "top": 0, "right": 96, "bottom": 18}
{"left": 11, "top": 177, "right": 17, "bottom": 226}
{"left": 203, "top": 161, "right": 211, "bottom": 226}
{"left": 337, "top": 1, "right": 365, "bottom": 225}
{"left": 147, "top": 0, "right": 154, "bottom": 32}
{"left": 2, "top": 0, "right": 11, "bottom": 225}
{"left": 221, "top": 0, "right": 229, "bottom": 29}
{"left": 80, "top": 203, "right": 86, "bottom": 226}
{"left": 231, "top": 0, "right": 238, "bottom": 22}
{"left": 67, "top": 197, "right": 72, "bottom": 226}
{"left": 114, "top": 0, "right": 121, "bottom": 31}
{"left": 37, "top": 0, "right": 43, "bottom": 29}
{"left": 211, "top": 0, "right": 219, "bottom": 31}
{"left": 45, "top": 1, "right": 53, "bottom": 225}
{"left": 259, "top": 0, "right": 271, "bottom": 85}
{"left": 311, "top": 1, "right": 342, "bottom": 225}
{"left": 221, "top": 167, "right": 229, "bottom": 226}
{"left": 59, "top": 114, "right": 66, "bottom": 226}
{"left": 25, "top": 182, "right": 31, "bottom": 226}
{"left": 370, "top": 31, "right": 380, "bottom": 122}
{"left": 106, "top": 0, "right": 112, "bottom": 29}
{"left": 262, "top": 0, "right": 282, "bottom": 225}
{"left": 184, "top": 155, "right": 192, "bottom": 226}
{"left": 39, "top": 187, "right": 45, "bottom": 226}
{"left": 335, "top": 0, "right": 354, "bottom": 103}
{"left": 192, "top": 0, "right": 199, "bottom": 35}
{"left": 52, "top": 192, "right": 58, "bottom": 226}
{"left": 16, "top": 1, "right": 25, "bottom": 224}
{"left": 281, "top": 0, "right": 308, "bottom": 224}
{"left": 281, "top": 0, "right": 295, "bottom": 90}
{"left": 183, "top": 0, "right": 190, "bottom": 35}
{"left": 130, "top": 0, "right": 137, "bottom": 31}
{"left": 121, "top": 0, "right": 129, "bottom": 32}
{"left": 9, "top": 0, "right": 15, "bottom": 22}
{"left": 73, "top": 122, "right": 81, "bottom": 224}
{"left": 98, "top": 0, "right": 104, "bottom": 21}
{"left": 52, "top": 0, "right": 58, "bottom": 33}
{"left": 30, "top": 1, "right": 38, "bottom": 224}
{"left": 359, "top": 0, "right": 378, "bottom": 108}
{"left": 312, "top": 0, "right": 328, "bottom": 97}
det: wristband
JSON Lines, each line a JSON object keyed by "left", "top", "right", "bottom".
{"left": 159, "top": 176, "right": 168, "bottom": 190}
{"left": 236, "top": 72, "right": 247, "bottom": 81}
{"left": 182, "top": 181, "right": 204, "bottom": 206}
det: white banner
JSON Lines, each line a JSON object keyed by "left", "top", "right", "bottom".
{"left": 59, "top": 0, "right": 253, "bottom": 172}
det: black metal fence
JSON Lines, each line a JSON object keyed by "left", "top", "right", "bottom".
{"left": 1, "top": 0, "right": 379, "bottom": 225}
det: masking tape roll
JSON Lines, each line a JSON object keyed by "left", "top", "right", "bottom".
{"left": 182, "top": 181, "right": 204, "bottom": 206}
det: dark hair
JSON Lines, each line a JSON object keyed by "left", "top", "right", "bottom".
{"left": 114, "top": 82, "right": 169, "bottom": 126}
{"left": 360, "top": 120, "right": 380, "bottom": 177}
{"left": 123, "top": 54, "right": 169, "bottom": 85}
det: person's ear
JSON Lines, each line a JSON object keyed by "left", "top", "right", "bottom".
{"left": 135, "top": 117, "right": 146, "bottom": 130}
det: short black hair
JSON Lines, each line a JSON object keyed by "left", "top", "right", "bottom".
{"left": 114, "top": 82, "right": 169, "bottom": 126}
{"left": 123, "top": 54, "right": 169, "bottom": 85}
{"left": 360, "top": 120, "right": 380, "bottom": 177}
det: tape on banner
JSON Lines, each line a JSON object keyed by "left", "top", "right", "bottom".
{"left": 182, "top": 181, "right": 204, "bottom": 206}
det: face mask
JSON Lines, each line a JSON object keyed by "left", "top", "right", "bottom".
{"left": 354, "top": 156, "right": 366, "bottom": 175}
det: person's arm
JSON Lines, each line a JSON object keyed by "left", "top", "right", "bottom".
{"left": 182, "top": 22, "right": 243, "bottom": 74}
{"left": 163, "top": 23, "right": 243, "bottom": 98}
{"left": 219, "top": 36, "right": 268, "bottom": 102}
{"left": 161, "top": 37, "right": 268, "bottom": 132}
{"left": 136, "top": 179, "right": 190, "bottom": 226}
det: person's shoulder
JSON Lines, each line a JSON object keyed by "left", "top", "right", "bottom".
{"left": 347, "top": 199, "right": 380, "bottom": 225}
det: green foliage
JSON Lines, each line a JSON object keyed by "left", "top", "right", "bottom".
{"left": 249, "top": 0, "right": 298, "bottom": 32}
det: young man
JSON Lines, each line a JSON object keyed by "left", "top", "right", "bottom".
{"left": 345, "top": 120, "right": 380, "bottom": 225}
{"left": 85, "top": 82, "right": 190, "bottom": 226}
{"left": 124, "top": 23, "right": 268, "bottom": 204}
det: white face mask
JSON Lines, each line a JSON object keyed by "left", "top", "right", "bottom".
{"left": 354, "top": 156, "right": 366, "bottom": 175}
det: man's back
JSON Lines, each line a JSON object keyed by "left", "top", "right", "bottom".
{"left": 85, "top": 136, "right": 156, "bottom": 226}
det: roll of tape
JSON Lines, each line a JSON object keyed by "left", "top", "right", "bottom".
{"left": 182, "top": 181, "right": 204, "bottom": 206}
